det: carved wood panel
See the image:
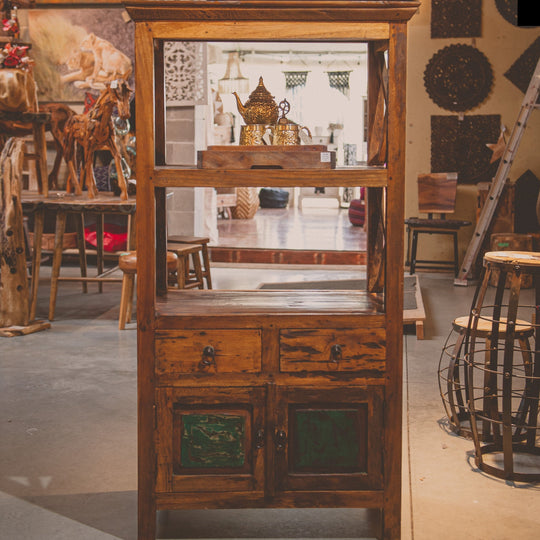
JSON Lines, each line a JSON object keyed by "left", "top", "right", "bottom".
{"left": 164, "top": 41, "right": 207, "bottom": 106}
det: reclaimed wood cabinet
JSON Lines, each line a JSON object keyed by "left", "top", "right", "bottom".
{"left": 124, "top": 2, "right": 419, "bottom": 539}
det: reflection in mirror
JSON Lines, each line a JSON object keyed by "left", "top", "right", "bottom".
{"left": 162, "top": 42, "right": 369, "bottom": 256}
{"left": 163, "top": 41, "right": 368, "bottom": 166}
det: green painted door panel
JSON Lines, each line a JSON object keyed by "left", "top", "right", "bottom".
{"left": 181, "top": 413, "right": 246, "bottom": 469}
{"left": 291, "top": 407, "right": 367, "bottom": 473}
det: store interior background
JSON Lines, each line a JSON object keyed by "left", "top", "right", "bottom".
{"left": 2, "top": 2, "right": 540, "bottom": 539}
{"left": 17, "top": 2, "right": 540, "bottom": 261}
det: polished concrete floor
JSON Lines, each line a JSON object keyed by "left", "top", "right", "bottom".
{"left": 2, "top": 255, "right": 540, "bottom": 538}
{"left": 216, "top": 204, "right": 366, "bottom": 251}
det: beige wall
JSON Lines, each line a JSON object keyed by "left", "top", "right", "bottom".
{"left": 406, "top": 1, "right": 540, "bottom": 262}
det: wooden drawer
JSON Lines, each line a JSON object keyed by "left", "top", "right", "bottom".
{"left": 279, "top": 328, "right": 385, "bottom": 374}
{"left": 156, "top": 330, "right": 262, "bottom": 375}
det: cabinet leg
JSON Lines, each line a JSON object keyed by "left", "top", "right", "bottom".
{"left": 381, "top": 505, "right": 401, "bottom": 539}
{"left": 138, "top": 495, "right": 156, "bottom": 540}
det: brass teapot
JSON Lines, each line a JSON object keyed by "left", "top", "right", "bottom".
{"left": 233, "top": 77, "right": 279, "bottom": 125}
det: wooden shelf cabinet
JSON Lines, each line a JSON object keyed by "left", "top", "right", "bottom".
{"left": 124, "top": 2, "right": 419, "bottom": 539}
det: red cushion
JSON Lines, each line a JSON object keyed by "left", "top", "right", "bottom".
{"left": 84, "top": 223, "right": 128, "bottom": 252}
{"left": 348, "top": 199, "right": 365, "bottom": 227}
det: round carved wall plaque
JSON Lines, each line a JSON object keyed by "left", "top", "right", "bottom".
{"left": 495, "top": 0, "right": 518, "bottom": 27}
{"left": 424, "top": 44, "right": 493, "bottom": 112}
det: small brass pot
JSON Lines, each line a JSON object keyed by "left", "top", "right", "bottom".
{"left": 271, "top": 123, "right": 312, "bottom": 145}
{"left": 239, "top": 124, "right": 272, "bottom": 145}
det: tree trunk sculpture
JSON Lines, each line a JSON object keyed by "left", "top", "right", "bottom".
{"left": 0, "top": 137, "right": 29, "bottom": 327}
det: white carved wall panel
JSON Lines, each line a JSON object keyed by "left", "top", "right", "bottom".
{"left": 164, "top": 41, "right": 207, "bottom": 106}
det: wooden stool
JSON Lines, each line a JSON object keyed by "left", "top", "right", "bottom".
{"left": 168, "top": 235, "right": 212, "bottom": 288}
{"left": 168, "top": 243, "right": 206, "bottom": 290}
{"left": 466, "top": 251, "right": 540, "bottom": 482}
{"left": 118, "top": 250, "right": 178, "bottom": 329}
{"left": 438, "top": 315, "right": 534, "bottom": 439}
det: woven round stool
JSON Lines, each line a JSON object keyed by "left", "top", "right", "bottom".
{"left": 438, "top": 315, "right": 534, "bottom": 439}
{"left": 465, "top": 251, "right": 540, "bottom": 482}
{"left": 118, "top": 250, "right": 178, "bottom": 330}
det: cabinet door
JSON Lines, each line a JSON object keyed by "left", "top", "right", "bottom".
{"left": 274, "top": 386, "right": 384, "bottom": 492}
{"left": 156, "top": 386, "right": 266, "bottom": 493}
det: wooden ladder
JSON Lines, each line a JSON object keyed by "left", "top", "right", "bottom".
{"left": 454, "top": 57, "right": 540, "bottom": 286}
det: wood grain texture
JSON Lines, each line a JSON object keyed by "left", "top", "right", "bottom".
{"left": 198, "top": 146, "right": 336, "bottom": 170}
{"left": 125, "top": 1, "right": 420, "bottom": 24}
{"left": 130, "top": 2, "right": 416, "bottom": 537}
{"left": 382, "top": 22, "right": 407, "bottom": 540}
{"left": 152, "top": 166, "right": 387, "bottom": 188}
{"left": 366, "top": 187, "right": 385, "bottom": 293}
{"left": 279, "top": 327, "right": 386, "bottom": 374}
{"left": 0, "top": 138, "right": 29, "bottom": 327}
{"left": 155, "top": 290, "right": 384, "bottom": 319}
{"left": 134, "top": 21, "right": 158, "bottom": 540}
{"left": 156, "top": 329, "right": 262, "bottom": 375}
{"left": 367, "top": 41, "right": 388, "bottom": 166}
{"left": 418, "top": 173, "right": 458, "bottom": 214}
{"left": 155, "top": 489, "right": 384, "bottom": 509}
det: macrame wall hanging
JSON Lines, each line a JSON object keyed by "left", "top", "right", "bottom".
{"left": 283, "top": 71, "right": 309, "bottom": 91}
{"left": 431, "top": 0, "right": 481, "bottom": 38}
{"left": 504, "top": 36, "right": 540, "bottom": 95}
{"left": 327, "top": 71, "right": 351, "bottom": 97}
{"left": 424, "top": 44, "right": 493, "bottom": 112}
{"left": 431, "top": 114, "right": 501, "bottom": 184}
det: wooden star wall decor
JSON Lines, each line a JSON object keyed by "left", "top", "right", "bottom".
{"left": 431, "top": 0, "right": 482, "bottom": 38}
{"left": 431, "top": 115, "right": 501, "bottom": 184}
{"left": 486, "top": 127, "right": 507, "bottom": 164}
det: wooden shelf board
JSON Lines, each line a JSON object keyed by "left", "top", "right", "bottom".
{"left": 155, "top": 289, "right": 384, "bottom": 322}
{"left": 152, "top": 166, "right": 387, "bottom": 188}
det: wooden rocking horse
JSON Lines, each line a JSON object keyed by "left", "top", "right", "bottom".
{"left": 63, "top": 79, "right": 132, "bottom": 200}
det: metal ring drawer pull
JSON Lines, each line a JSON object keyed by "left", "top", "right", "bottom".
{"left": 199, "top": 345, "right": 216, "bottom": 368}
{"left": 330, "top": 344, "right": 343, "bottom": 363}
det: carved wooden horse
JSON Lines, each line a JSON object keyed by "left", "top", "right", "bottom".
{"left": 64, "top": 80, "right": 132, "bottom": 200}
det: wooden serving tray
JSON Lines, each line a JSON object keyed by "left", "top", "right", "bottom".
{"left": 197, "top": 145, "right": 336, "bottom": 169}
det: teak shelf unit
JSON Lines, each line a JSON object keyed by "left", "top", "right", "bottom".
{"left": 124, "top": 2, "right": 419, "bottom": 539}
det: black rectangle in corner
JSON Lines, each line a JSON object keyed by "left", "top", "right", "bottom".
{"left": 517, "top": 0, "right": 540, "bottom": 27}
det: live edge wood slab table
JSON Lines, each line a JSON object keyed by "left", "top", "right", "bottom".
{"left": 124, "top": 1, "right": 419, "bottom": 539}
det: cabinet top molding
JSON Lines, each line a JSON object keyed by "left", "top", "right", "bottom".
{"left": 124, "top": 1, "right": 421, "bottom": 23}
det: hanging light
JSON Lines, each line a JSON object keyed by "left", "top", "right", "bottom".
{"left": 218, "top": 52, "right": 250, "bottom": 94}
